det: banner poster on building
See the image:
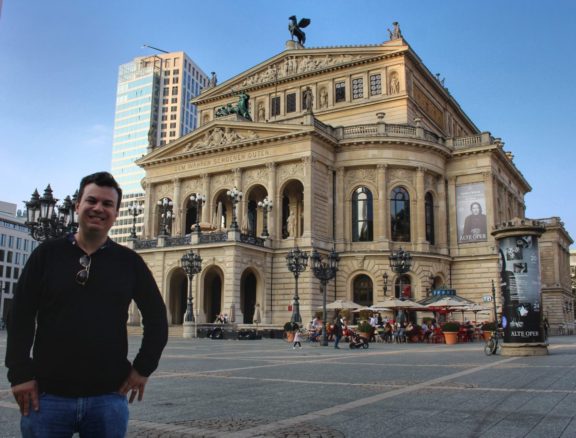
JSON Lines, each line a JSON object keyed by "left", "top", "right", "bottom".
{"left": 498, "top": 235, "right": 543, "bottom": 343}
{"left": 456, "top": 182, "right": 487, "bottom": 243}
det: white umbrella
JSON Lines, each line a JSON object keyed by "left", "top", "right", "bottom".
{"left": 323, "top": 299, "right": 363, "bottom": 310}
{"left": 428, "top": 297, "right": 470, "bottom": 308}
{"left": 369, "top": 305, "right": 392, "bottom": 312}
{"left": 372, "top": 297, "right": 428, "bottom": 310}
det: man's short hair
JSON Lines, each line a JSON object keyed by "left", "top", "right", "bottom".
{"left": 77, "top": 172, "right": 123, "bottom": 210}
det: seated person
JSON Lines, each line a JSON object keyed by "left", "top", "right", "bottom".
{"left": 394, "top": 322, "right": 407, "bottom": 342}
{"left": 381, "top": 322, "right": 393, "bottom": 343}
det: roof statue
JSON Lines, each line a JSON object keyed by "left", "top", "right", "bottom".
{"left": 288, "top": 16, "right": 311, "bottom": 46}
{"left": 208, "top": 72, "right": 218, "bottom": 88}
{"left": 215, "top": 91, "right": 252, "bottom": 121}
{"left": 387, "top": 21, "right": 402, "bottom": 40}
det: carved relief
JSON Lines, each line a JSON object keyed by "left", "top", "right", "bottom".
{"left": 240, "top": 54, "right": 367, "bottom": 88}
{"left": 185, "top": 127, "right": 259, "bottom": 151}
{"left": 413, "top": 86, "right": 444, "bottom": 128}
{"left": 425, "top": 173, "right": 436, "bottom": 191}
{"left": 181, "top": 177, "right": 201, "bottom": 195}
{"left": 244, "top": 167, "right": 268, "bottom": 186}
{"left": 278, "top": 162, "right": 305, "bottom": 182}
{"left": 346, "top": 168, "right": 377, "bottom": 187}
{"left": 155, "top": 183, "right": 173, "bottom": 200}
{"left": 388, "top": 168, "right": 414, "bottom": 186}
{"left": 211, "top": 173, "right": 234, "bottom": 192}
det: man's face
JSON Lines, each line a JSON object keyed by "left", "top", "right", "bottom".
{"left": 471, "top": 204, "right": 481, "bottom": 215}
{"left": 76, "top": 183, "right": 119, "bottom": 236}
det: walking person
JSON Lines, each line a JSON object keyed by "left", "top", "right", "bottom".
{"left": 333, "top": 316, "right": 343, "bottom": 349}
{"left": 293, "top": 330, "right": 302, "bottom": 349}
{"left": 5, "top": 171, "right": 169, "bottom": 438}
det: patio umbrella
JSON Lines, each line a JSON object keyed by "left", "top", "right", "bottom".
{"left": 323, "top": 299, "right": 363, "bottom": 310}
{"left": 460, "top": 303, "right": 491, "bottom": 322}
{"left": 372, "top": 297, "right": 428, "bottom": 310}
{"left": 369, "top": 304, "right": 392, "bottom": 312}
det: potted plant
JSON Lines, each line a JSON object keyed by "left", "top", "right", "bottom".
{"left": 441, "top": 321, "right": 460, "bottom": 345}
{"left": 357, "top": 320, "right": 373, "bottom": 339}
{"left": 481, "top": 321, "right": 497, "bottom": 341}
{"left": 284, "top": 321, "right": 298, "bottom": 342}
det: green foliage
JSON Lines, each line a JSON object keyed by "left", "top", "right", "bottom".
{"left": 284, "top": 321, "right": 299, "bottom": 332}
{"left": 442, "top": 321, "right": 460, "bottom": 332}
{"left": 357, "top": 320, "right": 373, "bottom": 333}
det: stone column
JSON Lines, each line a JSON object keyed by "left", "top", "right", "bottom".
{"left": 447, "top": 176, "right": 457, "bottom": 250}
{"left": 415, "top": 167, "right": 426, "bottom": 247}
{"left": 335, "top": 167, "right": 345, "bottom": 247}
{"left": 143, "top": 181, "right": 153, "bottom": 239}
{"left": 492, "top": 219, "right": 548, "bottom": 356}
{"left": 266, "top": 162, "right": 277, "bottom": 240}
{"left": 232, "top": 168, "right": 243, "bottom": 230}
{"left": 172, "top": 178, "right": 181, "bottom": 235}
{"left": 202, "top": 174, "right": 211, "bottom": 224}
{"left": 484, "top": 171, "right": 495, "bottom": 240}
{"left": 436, "top": 177, "right": 448, "bottom": 250}
{"left": 301, "top": 156, "right": 312, "bottom": 239}
{"left": 377, "top": 164, "right": 388, "bottom": 243}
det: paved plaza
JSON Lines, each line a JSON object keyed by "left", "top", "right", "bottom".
{"left": 1, "top": 331, "right": 575, "bottom": 437}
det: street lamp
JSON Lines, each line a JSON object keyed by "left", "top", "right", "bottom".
{"left": 157, "top": 197, "right": 174, "bottom": 236}
{"left": 257, "top": 197, "right": 273, "bottom": 238}
{"left": 226, "top": 186, "right": 243, "bottom": 230}
{"left": 189, "top": 194, "right": 206, "bottom": 234}
{"left": 25, "top": 185, "right": 78, "bottom": 241}
{"left": 310, "top": 248, "right": 340, "bottom": 347}
{"left": 383, "top": 272, "right": 389, "bottom": 296}
{"left": 181, "top": 250, "right": 203, "bottom": 338}
{"left": 389, "top": 247, "right": 412, "bottom": 274}
{"left": 285, "top": 246, "right": 308, "bottom": 324}
{"left": 128, "top": 202, "right": 143, "bottom": 239}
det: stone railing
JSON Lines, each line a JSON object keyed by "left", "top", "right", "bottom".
{"left": 199, "top": 232, "right": 228, "bottom": 244}
{"left": 133, "top": 239, "right": 158, "bottom": 250}
{"left": 450, "top": 132, "right": 495, "bottom": 150}
{"left": 164, "top": 235, "right": 191, "bottom": 247}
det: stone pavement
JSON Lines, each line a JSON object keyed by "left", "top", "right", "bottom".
{"left": 1, "top": 331, "right": 575, "bottom": 437}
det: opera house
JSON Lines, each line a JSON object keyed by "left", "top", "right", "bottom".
{"left": 130, "top": 23, "right": 573, "bottom": 332}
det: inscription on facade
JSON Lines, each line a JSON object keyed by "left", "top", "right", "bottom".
{"left": 173, "top": 150, "right": 272, "bottom": 172}
{"left": 413, "top": 86, "right": 444, "bottom": 128}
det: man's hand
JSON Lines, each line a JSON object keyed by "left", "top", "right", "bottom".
{"left": 12, "top": 380, "right": 39, "bottom": 416}
{"left": 119, "top": 368, "right": 148, "bottom": 403}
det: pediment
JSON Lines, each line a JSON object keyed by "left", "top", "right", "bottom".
{"left": 195, "top": 41, "right": 408, "bottom": 104}
{"left": 137, "top": 120, "right": 310, "bottom": 167}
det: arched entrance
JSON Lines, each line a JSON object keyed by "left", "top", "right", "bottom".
{"left": 203, "top": 268, "right": 223, "bottom": 323}
{"left": 241, "top": 271, "right": 257, "bottom": 323}
{"left": 169, "top": 269, "right": 187, "bottom": 325}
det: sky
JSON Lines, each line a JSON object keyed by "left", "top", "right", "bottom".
{"left": 1, "top": 0, "right": 575, "bottom": 244}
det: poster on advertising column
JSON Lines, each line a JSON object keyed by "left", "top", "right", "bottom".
{"left": 456, "top": 182, "right": 487, "bottom": 244}
{"left": 498, "top": 235, "right": 543, "bottom": 342}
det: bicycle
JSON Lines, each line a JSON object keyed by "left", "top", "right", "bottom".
{"left": 484, "top": 328, "right": 503, "bottom": 356}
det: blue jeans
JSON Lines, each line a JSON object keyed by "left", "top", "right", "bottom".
{"left": 21, "top": 393, "right": 128, "bottom": 438}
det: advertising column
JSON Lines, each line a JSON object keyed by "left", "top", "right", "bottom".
{"left": 492, "top": 219, "right": 548, "bottom": 356}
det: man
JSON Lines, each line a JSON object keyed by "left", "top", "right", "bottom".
{"left": 5, "top": 172, "right": 168, "bottom": 437}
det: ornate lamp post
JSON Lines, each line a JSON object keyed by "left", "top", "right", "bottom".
{"left": 389, "top": 247, "right": 412, "bottom": 274}
{"left": 189, "top": 194, "right": 206, "bottom": 234}
{"left": 383, "top": 272, "right": 389, "bottom": 296}
{"left": 181, "top": 250, "right": 203, "bottom": 338}
{"left": 157, "top": 197, "right": 174, "bottom": 236}
{"left": 310, "top": 248, "right": 340, "bottom": 347}
{"left": 25, "top": 185, "right": 78, "bottom": 241}
{"left": 285, "top": 246, "right": 308, "bottom": 324}
{"left": 226, "top": 186, "right": 243, "bottom": 230}
{"left": 128, "top": 202, "right": 143, "bottom": 239}
{"left": 257, "top": 197, "right": 273, "bottom": 238}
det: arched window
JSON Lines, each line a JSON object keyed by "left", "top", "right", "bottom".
{"left": 352, "top": 187, "right": 373, "bottom": 242}
{"left": 425, "top": 192, "right": 435, "bottom": 245}
{"left": 390, "top": 187, "right": 410, "bottom": 242}
{"left": 394, "top": 275, "right": 411, "bottom": 299}
{"left": 353, "top": 275, "right": 373, "bottom": 307}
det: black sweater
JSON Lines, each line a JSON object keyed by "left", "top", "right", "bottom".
{"left": 5, "top": 236, "right": 168, "bottom": 397}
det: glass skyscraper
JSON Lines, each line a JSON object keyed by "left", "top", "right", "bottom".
{"left": 110, "top": 52, "right": 209, "bottom": 243}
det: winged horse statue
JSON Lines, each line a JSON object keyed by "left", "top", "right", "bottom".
{"left": 288, "top": 16, "right": 311, "bottom": 46}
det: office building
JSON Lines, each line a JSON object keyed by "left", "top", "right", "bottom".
{"left": 0, "top": 201, "right": 37, "bottom": 324}
{"left": 110, "top": 51, "right": 209, "bottom": 243}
